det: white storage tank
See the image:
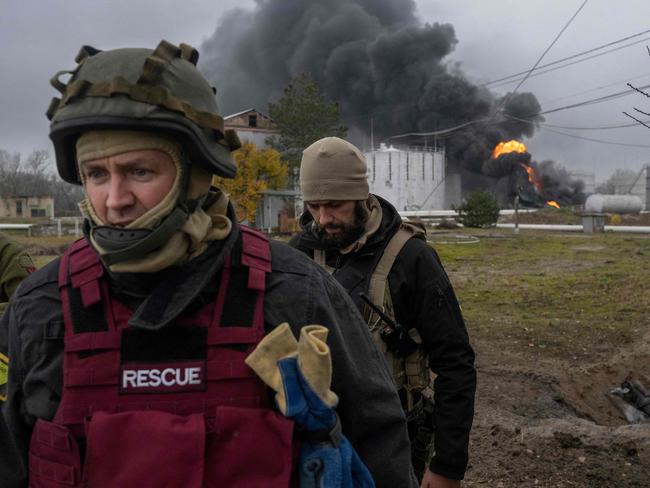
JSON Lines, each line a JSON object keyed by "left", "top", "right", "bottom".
{"left": 584, "top": 194, "right": 643, "bottom": 214}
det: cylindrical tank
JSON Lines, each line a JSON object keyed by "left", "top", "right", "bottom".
{"left": 584, "top": 194, "right": 643, "bottom": 214}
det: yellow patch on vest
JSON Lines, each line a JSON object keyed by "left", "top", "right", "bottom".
{"left": 0, "top": 352, "right": 8, "bottom": 401}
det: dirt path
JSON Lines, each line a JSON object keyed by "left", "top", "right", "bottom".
{"left": 465, "top": 335, "right": 650, "bottom": 487}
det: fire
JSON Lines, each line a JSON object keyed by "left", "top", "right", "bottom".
{"left": 491, "top": 140, "right": 527, "bottom": 159}
{"left": 519, "top": 163, "right": 560, "bottom": 208}
{"left": 519, "top": 163, "right": 543, "bottom": 192}
{"left": 492, "top": 140, "right": 563, "bottom": 208}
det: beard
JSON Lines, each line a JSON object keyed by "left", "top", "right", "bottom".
{"left": 314, "top": 202, "right": 368, "bottom": 250}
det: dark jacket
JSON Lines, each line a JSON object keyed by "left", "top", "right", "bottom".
{"left": 290, "top": 195, "right": 476, "bottom": 480}
{"left": 0, "top": 221, "right": 417, "bottom": 488}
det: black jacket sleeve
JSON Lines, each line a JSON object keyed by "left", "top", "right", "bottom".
{"left": 265, "top": 242, "right": 417, "bottom": 487}
{"left": 389, "top": 238, "right": 476, "bottom": 480}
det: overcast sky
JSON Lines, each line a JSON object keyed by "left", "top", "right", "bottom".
{"left": 1, "top": 0, "right": 649, "bottom": 181}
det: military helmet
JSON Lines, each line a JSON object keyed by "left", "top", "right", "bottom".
{"left": 47, "top": 40, "right": 240, "bottom": 184}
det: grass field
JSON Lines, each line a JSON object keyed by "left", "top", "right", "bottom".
{"left": 428, "top": 228, "right": 650, "bottom": 487}
{"left": 432, "top": 229, "right": 650, "bottom": 363}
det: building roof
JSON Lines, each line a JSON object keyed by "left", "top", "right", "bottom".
{"left": 224, "top": 108, "right": 274, "bottom": 122}
{"left": 224, "top": 108, "right": 256, "bottom": 120}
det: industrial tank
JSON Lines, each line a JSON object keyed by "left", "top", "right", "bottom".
{"left": 584, "top": 194, "right": 643, "bottom": 214}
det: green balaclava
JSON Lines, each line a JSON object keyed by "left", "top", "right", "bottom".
{"left": 76, "top": 130, "right": 232, "bottom": 273}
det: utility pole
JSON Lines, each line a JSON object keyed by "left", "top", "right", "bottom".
{"left": 514, "top": 195, "right": 520, "bottom": 234}
{"left": 646, "top": 164, "right": 650, "bottom": 211}
{"left": 370, "top": 117, "right": 374, "bottom": 153}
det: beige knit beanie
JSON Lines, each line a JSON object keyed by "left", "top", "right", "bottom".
{"left": 299, "top": 137, "right": 369, "bottom": 201}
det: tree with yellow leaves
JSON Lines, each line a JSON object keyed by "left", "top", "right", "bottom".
{"left": 213, "top": 142, "right": 288, "bottom": 223}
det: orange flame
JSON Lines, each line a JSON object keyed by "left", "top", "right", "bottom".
{"left": 491, "top": 140, "right": 527, "bottom": 159}
{"left": 493, "top": 140, "right": 561, "bottom": 208}
{"left": 519, "top": 163, "right": 543, "bottom": 192}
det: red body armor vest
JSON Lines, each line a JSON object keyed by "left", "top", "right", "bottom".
{"left": 28, "top": 227, "right": 295, "bottom": 488}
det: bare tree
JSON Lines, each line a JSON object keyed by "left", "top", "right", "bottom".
{"left": 0, "top": 150, "right": 22, "bottom": 196}
{"left": 25, "top": 150, "right": 52, "bottom": 196}
{"left": 623, "top": 47, "right": 650, "bottom": 129}
{"left": 26, "top": 150, "right": 50, "bottom": 175}
{"left": 595, "top": 168, "right": 638, "bottom": 194}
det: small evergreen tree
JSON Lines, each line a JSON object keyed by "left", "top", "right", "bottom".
{"left": 267, "top": 74, "right": 347, "bottom": 184}
{"left": 456, "top": 189, "right": 500, "bottom": 228}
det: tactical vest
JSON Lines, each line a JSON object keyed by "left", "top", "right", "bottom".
{"left": 28, "top": 227, "right": 296, "bottom": 488}
{"left": 315, "top": 222, "right": 430, "bottom": 416}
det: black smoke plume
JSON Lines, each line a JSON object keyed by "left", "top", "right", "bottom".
{"left": 535, "top": 159, "right": 586, "bottom": 204}
{"left": 200, "top": 0, "right": 583, "bottom": 203}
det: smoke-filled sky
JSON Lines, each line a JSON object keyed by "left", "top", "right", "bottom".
{"left": 1, "top": 0, "right": 649, "bottom": 182}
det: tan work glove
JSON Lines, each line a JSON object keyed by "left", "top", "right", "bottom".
{"left": 245, "top": 323, "right": 338, "bottom": 414}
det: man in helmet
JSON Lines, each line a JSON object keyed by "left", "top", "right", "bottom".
{"left": 0, "top": 41, "right": 415, "bottom": 487}
{"left": 290, "top": 137, "right": 476, "bottom": 488}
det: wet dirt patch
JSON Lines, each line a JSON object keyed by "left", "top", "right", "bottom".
{"left": 572, "top": 245, "right": 607, "bottom": 252}
{"left": 554, "top": 367, "right": 649, "bottom": 427}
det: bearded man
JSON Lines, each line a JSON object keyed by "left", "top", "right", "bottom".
{"left": 290, "top": 137, "right": 477, "bottom": 488}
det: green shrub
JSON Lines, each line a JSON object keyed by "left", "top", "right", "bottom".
{"left": 456, "top": 189, "right": 500, "bottom": 228}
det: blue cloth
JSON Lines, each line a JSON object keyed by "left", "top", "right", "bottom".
{"left": 277, "top": 357, "right": 376, "bottom": 488}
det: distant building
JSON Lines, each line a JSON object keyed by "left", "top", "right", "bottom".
{"left": 0, "top": 195, "right": 55, "bottom": 218}
{"left": 365, "top": 144, "right": 452, "bottom": 210}
{"left": 224, "top": 108, "right": 279, "bottom": 149}
{"left": 254, "top": 189, "right": 302, "bottom": 233}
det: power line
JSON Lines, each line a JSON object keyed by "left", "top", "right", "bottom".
{"left": 536, "top": 125, "right": 650, "bottom": 148}
{"left": 540, "top": 72, "right": 650, "bottom": 105}
{"left": 482, "top": 29, "right": 650, "bottom": 87}
{"left": 487, "top": 37, "right": 650, "bottom": 89}
{"left": 342, "top": 78, "right": 649, "bottom": 131}
{"left": 496, "top": 0, "right": 590, "bottom": 113}
{"left": 375, "top": 81, "right": 650, "bottom": 141}
{"left": 386, "top": 118, "right": 490, "bottom": 139}
{"left": 505, "top": 113, "right": 650, "bottom": 131}
{"left": 534, "top": 83, "right": 650, "bottom": 116}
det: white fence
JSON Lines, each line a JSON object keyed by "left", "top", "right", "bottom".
{"left": 0, "top": 218, "right": 82, "bottom": 237}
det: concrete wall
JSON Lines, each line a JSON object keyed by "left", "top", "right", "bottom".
{"left": 444, "top": 173, "right": 462, "bottom": 209}
{"left": 366, "top": 145, "right": 447, "bottom": 210}
{"left": 255, "top": 192, "right": 301, "bottom": 232}
{"left": 237, "top": 131, "right": 277, "bottom": 149}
